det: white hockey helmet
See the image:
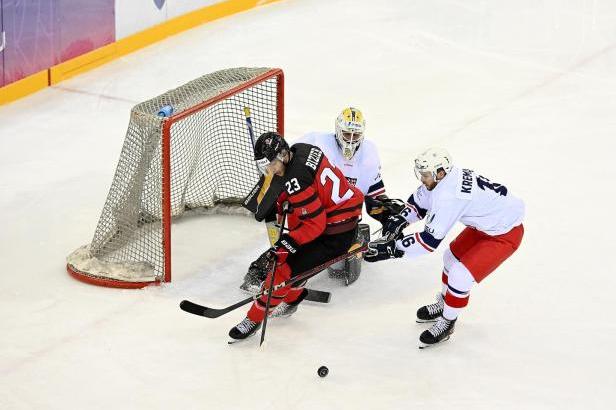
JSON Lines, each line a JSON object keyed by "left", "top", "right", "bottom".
{"left": 414, "top": 147, "right": 453, "bottom": 181}
{"left": 335, "top": 107, "right": 365, "bottom": 160}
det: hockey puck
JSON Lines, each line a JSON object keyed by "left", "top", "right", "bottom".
{"left": 317, "top": 366, "right": 329, "bottom": 378}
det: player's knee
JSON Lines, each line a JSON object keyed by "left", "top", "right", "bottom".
{"left": 447, "top": 261, "right": 475, "bottom": 293}
{"left": 443, "top": 248, "right": 458, "bottom": 273}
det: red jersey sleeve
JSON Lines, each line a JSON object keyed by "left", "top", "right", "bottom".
{"left": 283, "top": 185, "right": 327, "bottom": 245}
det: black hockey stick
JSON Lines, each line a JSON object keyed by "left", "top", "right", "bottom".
{"left": 244, "top": 106, "right": 261, "bottom": 175}
{"left": 180, "top": 243, "right": 367, "bottom": 319}
{"left": 259, "top": 206, "right": 289, "bottom": 346}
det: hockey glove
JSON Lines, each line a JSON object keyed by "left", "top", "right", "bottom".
{"left": 268, "top": 234, "right": 299, "bottom": 264}
{"left": 364, "top": 237, "right": 404, "bottom": 262}
{"left": 383, "top": 198, "right": 406, "bottom": 215}
{"left": 365, "top": 195, "right": 406, "bottom": 223}
{"left": 382, "top": 214, "right": 409, "bottom": 240}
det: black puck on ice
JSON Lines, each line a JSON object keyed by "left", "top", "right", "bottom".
{"left": 317, "top": 366, "right": 329, "bottom": 378}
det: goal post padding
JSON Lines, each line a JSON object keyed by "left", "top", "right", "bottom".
{"left": 67, "top": 67, "right": 284, "bottom": 288}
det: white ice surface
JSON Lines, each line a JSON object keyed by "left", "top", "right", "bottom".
{"left": 1, "top": 0, "right": 616, "bottom": 409}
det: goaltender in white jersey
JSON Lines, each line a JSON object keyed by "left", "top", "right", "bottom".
{"left": 294, "top": 108, "right": 405, "bottom": 286}
{"left": 240, "top": 107, "right": 405, "bottom": 291}
{"left": 365, "top": 147, "right": 525, "bottom": 348}
{"left": 298, "top": 131, "right": 385, "bottom": 198}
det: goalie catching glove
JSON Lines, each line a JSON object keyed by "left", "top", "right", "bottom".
{"left": 365, "top": 195, "right": 406, "bottom": 223}
{"left": 364, "top": 236, "right": 404, "bottom": 262}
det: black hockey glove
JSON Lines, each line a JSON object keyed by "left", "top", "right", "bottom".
{"left": 365, "top": 195, "right": 406, "bottom": 223}
{"left": 364, "top": 237, "right": 404, "bottom": 262}
{"left": 382, "top": 214, "right": 409, "bottom": 240}
{"left": 382, "top": 197, "right": 406, "bottom": 214}
{"left": 267, "top": 234, "right": 299, "bottom": 264}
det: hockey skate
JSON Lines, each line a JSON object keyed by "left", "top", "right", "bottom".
{"left": 416, "top": 293, "right": 444, "bottom": 323}
{"left": 270, "top": 288, "right": 309, "bottom": 318}
{"left": 418, "top": 317, "right": 456, "bottom": 349}
{"left": 239, "top": 252, "right": 270, "bottom": 295}
{"left": 228, "top": 317, "right": 262, "bottom": 343}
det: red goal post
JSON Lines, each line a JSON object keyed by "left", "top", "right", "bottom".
{"left": 67, "top": 67, "right": 284, "bottom": 288}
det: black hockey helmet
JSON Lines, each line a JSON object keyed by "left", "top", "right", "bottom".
{"left": 254, "top": 132, "right": 289, "bottom": 162}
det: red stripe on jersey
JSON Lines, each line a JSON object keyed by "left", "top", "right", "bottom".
{"left": 367, "top": 188, "right": 386, "bottom": 198}
{"left": 441, "top": 271, "right": 448, "bottom": 286}
{"left": 286, "top": 186, "right": 326, "bottom": 245}
{"left": 415, "top": 232, "right": 434, "bottom": 252}
{"left": 289, "top": 188, "right": 316, "bottom": 204}
{"left": 326, "top": 197, "right": 363, "bottom": 225}
{"left": 406, "top": 203, "right": 421, "bottom": 219}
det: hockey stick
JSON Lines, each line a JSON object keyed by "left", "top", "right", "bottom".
{"left": 180, "top": 243, "right": 367, "bottom": 319}
{"left": 244, "top": 106, "right": 257, "bottom": 146}
{"left": 259, "top": 206, "right": 288, "bottom": 346}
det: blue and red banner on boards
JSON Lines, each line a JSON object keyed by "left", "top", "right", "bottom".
{"left": 0, "top": 0, "right": 115, "bottom": 87}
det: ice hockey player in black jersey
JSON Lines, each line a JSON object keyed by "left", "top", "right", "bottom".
{"left": 230, "top": 132, "right": 364, "bottom": 341}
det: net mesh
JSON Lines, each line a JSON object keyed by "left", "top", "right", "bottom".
{"left": 68, "top": 67, "right": 282, "bottom": 284}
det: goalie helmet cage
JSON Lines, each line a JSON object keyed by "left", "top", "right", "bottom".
{"left": 67, "top": 67, "right": 284, "bottom": 289}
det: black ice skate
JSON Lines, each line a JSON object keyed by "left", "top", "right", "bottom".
{"left": 228, "top": 317, "right": 262, "bottom": 343}
{"left": 239, "top": 253, "right": 270, "bottom": 295}
{"left": 418, "top": 317, "right": 456, "bottom": 349}
{"left": 270, "top": 288, "right": 309, "bottom": 318}
{"left": 416, "top": 293, "right": 444, "bottom": 323}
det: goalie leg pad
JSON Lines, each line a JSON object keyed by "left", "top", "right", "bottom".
{"left": 327, "top": 224, "right": 369, "bottom": 285}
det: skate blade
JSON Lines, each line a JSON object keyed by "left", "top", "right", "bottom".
{"left": 418, "top": 335, "right": 451, "bottom": 349}
{"left": 228, "top": 329, "right": 260, "bottom": 345}
{"left": 228, "top": 334, "right": 256, "bottom": 345}
{"left": 415, "top": 318, "right": 438, "bottom": 324}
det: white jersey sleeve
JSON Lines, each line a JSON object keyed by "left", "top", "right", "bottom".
{"left": 399, "top": 184, "right": 430, "bottom": 225}
{"left": 361, "top": 139, "right": 385, "bottom": 197}
{"left": 294, "top": 132, "right": 386, "bottom": 197}
{"left": 395, "top": 166, "right": 524, "bottom": 259}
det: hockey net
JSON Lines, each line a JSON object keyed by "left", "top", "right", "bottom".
{"left": 67, "top": 67, "right": 284, "bottom": 288}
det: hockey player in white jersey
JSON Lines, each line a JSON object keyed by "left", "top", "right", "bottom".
{"left": 240, "top": 107, "right": 403, "bottom": 292}
{"left": 365, "top": 147, "right": 525, "bottom": 348}
{"left": 297, "top": 107, "right": 404, "bottom": 284}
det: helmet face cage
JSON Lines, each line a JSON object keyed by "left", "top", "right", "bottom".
{"left": 256, "top": 157, "right": 271, "bottom": 175}
{"left": 335, "top": 107, "right": 365, "bottom": 160}
{"left": 254, "top": 132, "right": 289, "bottom": 175}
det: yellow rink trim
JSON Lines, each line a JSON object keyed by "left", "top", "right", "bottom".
{"left": 49, "top": 43, "right": 118, "bottom": 85}
{"left": 0, "top": 70, "right": 48, "bottom": 105}
{"left": 0, "top": 0, "right": 282, "bottom": 104}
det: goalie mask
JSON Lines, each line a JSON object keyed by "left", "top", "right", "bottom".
{"left": 335, "top": 107, "right": 365, "bottom": 160}
{"left": 414, "top": 147, "right": 453, "bottom": 181}
{"left": 254, "top": 132, "right": 289, "bottom": 174}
